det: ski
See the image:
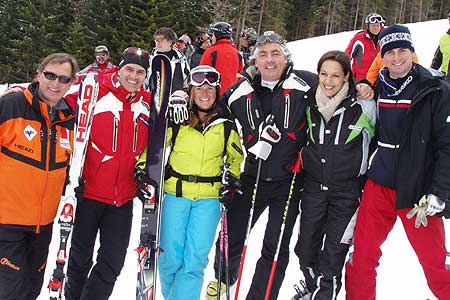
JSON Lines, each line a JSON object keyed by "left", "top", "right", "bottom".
{"left": 136, "top": 54, "right": 172, "bottom": 300}
{"left": 48, "top": 73, "right": 99, "bottom": 300}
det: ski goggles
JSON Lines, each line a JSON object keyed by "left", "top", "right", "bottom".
{"left": 122, "top": 47, "right": 150, "bottom": 59}
{"left": 367, "top": 15, "right": 385, "bottom": 24}
{"left": 189, "top": 68, "right": 221, "bottom": 87}
{"left": 255, "top": 31, "right": 285, "bottom": 46}
{"left": 42, "top": 70, "right": 72, "bottom": 84}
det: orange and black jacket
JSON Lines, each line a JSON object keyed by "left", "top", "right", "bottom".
{"left": 0, "top": 82, "right": 75, "bottom": 229}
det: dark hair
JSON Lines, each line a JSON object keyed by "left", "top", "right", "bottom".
{"left": 36, "top": 53, "right": 79, "bottom": 80}
{"left": 153, "top": 27, "right": 177, "bottom": 43}
{"left": 317, "top": 50, "right": 353, "bottom": 81}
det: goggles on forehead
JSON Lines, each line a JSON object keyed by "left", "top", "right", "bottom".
{"left": 122, "top": 47, "right": 150, "bottom": 59}
{"left": 255, "top": 31, "right": 285, "bottom": 46}
{"left": 189, "top": 68, "right": 221, "bottom": 87}
{"left": 367, "top": 15, "right": 385, "bottom": 24}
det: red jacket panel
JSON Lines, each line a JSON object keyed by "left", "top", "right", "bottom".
{"left": 65, "top": 72, "right": 151, "bottom": 206}
{"left": 200, "top": 39, "right": 244, "bottom": 95}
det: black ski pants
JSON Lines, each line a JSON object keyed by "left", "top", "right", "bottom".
{"left": 214, "top": 173, "right": 300, "bottom": 300}
{"left": 294, "top": 180, "right": 360, "bottom": 300}
{"left": 0, "top": 223, "right": 52, "bottom": 300}
{"left": 65, "top": 198, "right": 133, "bottom": 300}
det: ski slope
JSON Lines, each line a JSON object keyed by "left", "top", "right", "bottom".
{"left": 37, "top": 18, "right": 450, "bottom": 300}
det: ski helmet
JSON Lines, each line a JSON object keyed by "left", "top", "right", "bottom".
{"left": 188, "top": 65, "right": 221, "bottom": 112}
{"left": 209, "top": 22, "right": 232, "bottom": 40}
{"left": 94, "top": 45, "right": 109, "bottom": 54}
{"left": 241, "top": 27, "right": 258, "bottom": 45}
{"left": 365, "top": 13, "right": 385, "bottom": 26}
{"left": 178, "top": 34, "right": 192, "bottom": 45}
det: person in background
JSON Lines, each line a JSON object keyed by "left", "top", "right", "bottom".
{"left": 346, "top": 13, "right": 385, "bottom": 80}
{"left": 431, "top": 12, "right": 450, "bottom": 81}
{"left": 176, "top": 33, "right": 194, "bottom": 65}
{"left": 79, "top": 45, "right": 118, "bottom": 75}
{"left": 137, "top": 65, "right": 243, "bottom": 300}
{"left": 190, "top": 32, "right": 212, "bottom": 69}
{"left": 345, "top": 24, "right": 450, "bottom": 300}
{"left": 150, "top": 27, "right": 190, "bottom": 92}
{"left": 64, "top": 47, "right": 152, "bottom": 300}
{"left": 292, "top": 50, "right": 376, "bottom": 300}
{"left": 200, "top": 21, "right": 244, "bottom": 95}
{"left": 0, "top": 53, "right": 78, "bottom": 300}
{"left": 240, "top": 27, "right": 257, "bottom": 67}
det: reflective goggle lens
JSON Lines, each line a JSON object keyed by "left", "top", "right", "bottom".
{"left": 122, "top": 47, "right": 150, "bottom": 59}
{"left": 190, "top": 71, "right": 220, "bottom": 87}
{"left": 43, "top": 71, "right": 72, "bottom": 84}
{"left": 368, "top": 16, "right": 384, "bottom": 24}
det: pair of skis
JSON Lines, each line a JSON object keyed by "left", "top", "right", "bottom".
{"left": 48, "top": 74, "right": 99, "bottom": 300}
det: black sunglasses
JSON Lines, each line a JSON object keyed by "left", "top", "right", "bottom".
{"left": 42, "top": 70, "right": 72, "bottom": 84}
{"left": 255, "top": 31, "right": 284, "bottom": 46}
{"left": 122, "top": 47, "right": 150, "bottom": 59}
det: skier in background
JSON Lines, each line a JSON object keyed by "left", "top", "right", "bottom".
{"left": 200, "top": 21, "right": 244, "bottom": 95}
{"left": 239, "top": 27, "right": 257, "bottom": 67}
{"left": 345, "top": 13, "right": 385, "bottom": 80}
{"left": 431, "top": 12, "right": 450, "bottom": 81}
{"left": 190, "top": 31, "right": 212, "bottom": 69}
{"left": 0, "top": 53, "right": 78, "bottom": 300}
{"left": 64, "top": 47, "right": 152, "bottom": 300}
{"left": 79, "top": 45, "right": 118, "bottom": 75}
{"left": 150, "top": 27, "right": 190, "bottom": 92}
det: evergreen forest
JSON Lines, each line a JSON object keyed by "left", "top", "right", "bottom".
{"left": 0, "top": 0, "right": 449, "bottom": 83}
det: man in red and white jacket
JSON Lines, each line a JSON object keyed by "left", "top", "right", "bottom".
{"left": 345, "top": 13, "right": 385, "bottom": 80}
{"left": 64, "top": 47, "right": 151, "bottom": 300}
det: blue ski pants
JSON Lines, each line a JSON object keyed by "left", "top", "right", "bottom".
{"left": 159, "top": 193, "right": 221, "bottom": 300}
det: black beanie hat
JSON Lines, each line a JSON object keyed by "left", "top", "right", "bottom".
{"left": 119, "top": 47, "right": 150, "bottom": 73}
{"left": 379, "top": 24, "right": 415, "bottom": 57}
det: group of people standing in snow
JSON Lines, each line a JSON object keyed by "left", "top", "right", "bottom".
{"left": 1, "top": 12, "right": 450, "bottom": 300}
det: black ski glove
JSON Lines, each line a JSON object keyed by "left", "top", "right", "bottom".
{"left": 135, "top": 168, "right": 158, "bottom": 212}
{"left": 74, "top": 178, "right": 85, "bottom": 201}
{"left": 219, "top": 169, "right": 243, "bottom": 209}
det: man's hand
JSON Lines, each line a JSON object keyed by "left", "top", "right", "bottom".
{"left": 356, "top": 83, "right": 374, "bottom": 100}
{"left": 406, "top": 194, "right": 445, "bottom": 228}
{"left": 248, "top": 115, "right": 281, "bottom": 160}
{"left": 166, "top": 90, "right": 189, "bottom": 124}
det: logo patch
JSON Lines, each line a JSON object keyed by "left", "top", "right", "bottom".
{"left": 446, "top": 116, "right": 450, "bottom": 123}
{"left": 24, "top": 125, "right": 37, "bottom": 141}
{"left": 348, "top": 125, "right": 362, "bottom": 131}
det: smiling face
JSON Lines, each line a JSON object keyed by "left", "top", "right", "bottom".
{"left": 37, "top": 62, "right": 73, "bottom": 107}
{"left": 382, "top": 47, "right": 414, "bottom": 79}
{"left": 191, "top": 84, "right": 217, "bottom": 112}
{"left": 95, "top": 52, "right": 109, "bottom": 64}
{"left": 117, "top": 63, "right": 147, "bottom": 92}
{"left": 254, "top": 43, "right": 288, "bottom": 82}
{"left": 318, "top": 59, "right": 349, "bottom": 98}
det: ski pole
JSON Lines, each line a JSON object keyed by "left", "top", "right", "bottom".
{"left": 223, "top": 206, "right": 230, "bottom": 300}
{"left": 217, "top": 206, "right": 226, "bottom": 300}
{"left": 264, "top": 152, "right": 302, "bottom": 300}
{"left": 234, "top": 158, "right": 262, "bottom": 300}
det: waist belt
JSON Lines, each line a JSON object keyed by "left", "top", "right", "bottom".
{"left": 165, "top": 165, "right": 221, "bottom": 197}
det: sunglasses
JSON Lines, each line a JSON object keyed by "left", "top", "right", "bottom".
{"left": 367, "top": 15, "right": 385, "bottom": 24}
{"left": 190, "top": 70, "right": 221, "bottom": 87}
{"left": 42, "top": 70, "right": 72, "bottom": 84}
{"left": 255, "top": 31, "right": 284, "bottom": 46}
{"left": 122, "top": 47, "right": 150, "bottom": 59}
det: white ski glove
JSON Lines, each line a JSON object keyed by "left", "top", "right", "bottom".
{"left": 166, "top": 90, "right": 189, "bottom": 124}
{"left": 406, "top": 194, "right": 445, "bottom": 228}
{"left": 248, "top": 115, "right": 281, "bottom": 161}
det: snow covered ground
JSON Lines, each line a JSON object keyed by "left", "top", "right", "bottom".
{"left": 36, "top": 18, "right": 450, "bottom": 300}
